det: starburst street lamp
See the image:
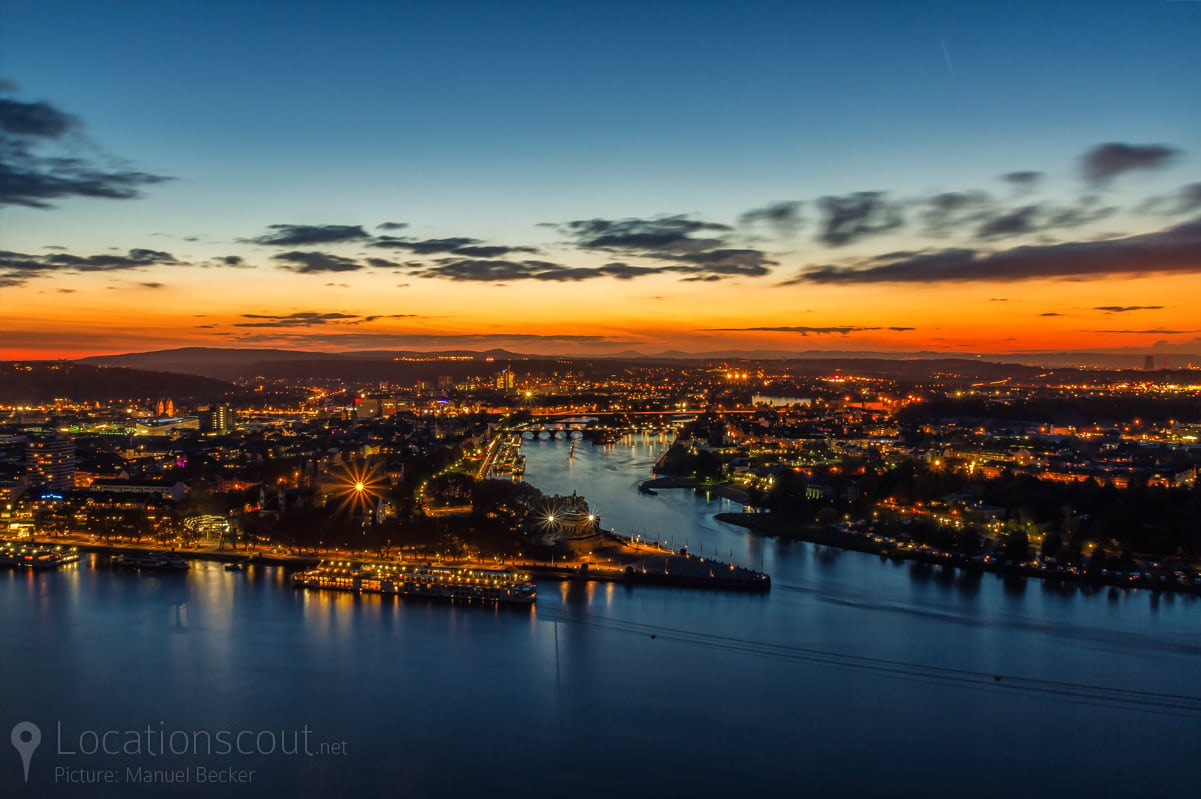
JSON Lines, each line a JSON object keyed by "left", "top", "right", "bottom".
{"left": 332, "top": 461, "right": 385, "bottom": 520}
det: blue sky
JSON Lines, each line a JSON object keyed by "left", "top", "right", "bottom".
{"left": 1, "top": 0, "right": 1199, "bottom": 357}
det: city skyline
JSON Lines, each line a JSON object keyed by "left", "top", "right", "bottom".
{"left": 2, "top": 0, "right": 1200, "bottom": 359}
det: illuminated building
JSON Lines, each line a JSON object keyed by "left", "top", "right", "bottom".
{"left": 495, "top": 369, "right": 516, "bottom": 391}
{"left": 200, "top": 404, "right": 235, "bottom": 433}
{"left": 25, "top": 434, "right": 75, "bottom": 492}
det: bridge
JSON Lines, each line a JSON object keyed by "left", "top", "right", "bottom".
{"left": 497, "top": 411, "right": 699, "bottom": 435}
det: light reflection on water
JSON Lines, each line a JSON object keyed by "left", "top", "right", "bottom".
{"left": 0, "top": 436, "right": 1196, "bottom": 797}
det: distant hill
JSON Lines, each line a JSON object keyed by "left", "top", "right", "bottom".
{"left": 70, "top": 347, "right": 1200, "bottom": 384}
{"left": 78, "top": 348, "right": 344, "bottom": 380}
{"left": 1, "top": 362, "right": 233, "bottom": 405}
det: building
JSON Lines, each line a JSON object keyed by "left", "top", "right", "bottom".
{"left": 200, "top": 404, "right": 235, "bottom": 434}
{"left": 495, "top": 369, "right": 516, "bottom": 391}
{"left": 25, "top": 434, "right": 76, "bottom": 492}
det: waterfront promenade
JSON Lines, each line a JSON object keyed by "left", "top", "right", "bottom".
{"left": 9, "top": 529, "right": 770, "bottom": 591}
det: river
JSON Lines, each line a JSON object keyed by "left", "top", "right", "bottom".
{"left": 1, "top": 433, "right": 1197, "bottom": 798}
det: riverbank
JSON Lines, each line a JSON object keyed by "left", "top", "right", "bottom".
{"left": 17, "top": 532, "right": 770, "bottom": 592}
{"left": 639, "top": 477, "right": 751, "bottom": 504}
{"left": 522, "top": 531, "right": 770, "bottom": 591}
{"left": 716, "top": 512, "right": 1201, "bottom": 595}
{"left": 22, "top": 534, "right": 321, "bottom": 568}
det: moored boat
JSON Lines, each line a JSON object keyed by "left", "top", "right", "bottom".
{"left": 0, "top": 540, "right": 80, "bottom": 570}
{"left": 292, "top": 560, "right": 536, "bottom": 604}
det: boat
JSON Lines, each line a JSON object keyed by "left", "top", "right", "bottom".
{"left": 113, "top": 552, "right": 190, "bottom": 571}
{"left": 0, "top": 540, "right": 80, "bottom": 570}
{"left": 292, "top": 560, "right": 536, "bottom": 605}
{"left": 224, "top": 561, "right": 247, "bottom": 572}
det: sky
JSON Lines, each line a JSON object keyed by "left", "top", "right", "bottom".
{"left": 1, "top": 0, "right": 1199, "bottom": 360}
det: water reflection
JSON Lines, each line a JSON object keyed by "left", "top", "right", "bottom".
{"left": 0, "top": 437, "right": 1194, "bottom": 798}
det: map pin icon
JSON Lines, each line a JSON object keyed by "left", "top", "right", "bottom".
{"left": 11, "top": 721, "right": 41, "bottom": 783}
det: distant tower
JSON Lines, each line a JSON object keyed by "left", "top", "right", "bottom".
{"left": 1143, "top": 355, "right": 1156, "bottom": 371}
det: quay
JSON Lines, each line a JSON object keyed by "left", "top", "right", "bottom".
{"left": 2, "top": 532, "right": 769, "bottom": 593}
{"left": 511, "top": 531, "right": 771, "bottom": 592}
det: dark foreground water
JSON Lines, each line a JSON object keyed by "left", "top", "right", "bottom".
{"left": 2, "top": 434, "right": 1198, "bottom": 798}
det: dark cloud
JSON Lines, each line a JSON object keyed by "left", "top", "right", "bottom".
{"left": 372, "top": 236, "right": 479, "bottom": 253}
{"left": 139, "top": 282, "right": 165, "bottom": 289}
{"left": 562, "top": 216, "right": 730, "bottom": 254}
{"left": 414, "top": 253, "right": 771, "bottom": 283}
{"left": 705, "top": 326, "right": 914, "bottom": 335}
{"left": 1094, "top": 329, "right": 1198, "bottom": 335}
{"left": 0, "top": 247, "right": 178, "bottom": 286}
{"left": 558, "top": 215, "right": 773, "bottom": 279}
{"left": 236, "top": 312, "right": 361, "bottom": 328}
{"left": 359, "top": 314, "right": 418, "bottom": 323}
{"left": 670, "top": 249, "right": 773, "bottom": 277}
{"left": 816, "top": 192, "right": 904, "bottom": 246}
{"left": 1094, "top": 305, "right": 1163, "bottom": 313}
{"left": 415, "top": 259, "right": 574, "bottom": 282}
{"left": 272, "top": 251, "right": 363, "bottom": 274}
{"left": 977, "top": 205, "right": 1041, "bottom": 238}
{"left": 975, "top": 198, "right": 1115, "bottom": 239}
{"left": 376, "top": 222, "right": 408, "bottom": 231}
{"left": 370, "top": 236, "right": 539, "bottom": 258}
{"left": 207, "top": 254, "right": 253, "bottom": 269}
{"left": 366, "top": 257, "right": 400, "bottom": 268}
{"left": 738, "top": 201, "right": 804, "bottom": 236}
{"left": 0, "top": 85, "right": 171, "bottom": 208}
{"left": 595, "top": 262, "right": 667, "bottom": 280}
{"left": 787, "top": 216, "right": 1201, "bottom": 284}
{"left": 1040, "top": 312, "right": 1065, "bottom": 317}
{"left": 450, "top": 244, "right": 539, "bottom": 257}
{"left": 1039, "top": 196, "right": 1116, "bottom": 230}
{"left": 919, "top": 191, "right": 995, "bottom": 236}
{"left": 234, "top": 311, "right": 419, "bottom": 328}
{"left": 1001, "top": 171, "right": 1043, "bottom": 190}
{"left": 1138, "top": 182, "right": 1201, "bottom": 216}
{"left": 1082, "top": 142, "right": 1180, "bottom": 185}
{"left": 246, "top": 224, "right": 370, "bottom": 246}
{"left": 45, "top": 248, "right": 176, "bottom": 270}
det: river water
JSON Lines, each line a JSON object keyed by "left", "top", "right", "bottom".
{"left": 1, "top": 434, "right": 1197, "bottom": 798}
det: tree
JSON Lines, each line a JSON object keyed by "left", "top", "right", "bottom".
{"left": 427, "top": 472, "right": 476, "bottom": 506}
{"left": 472, "top": 479, "right": 542, "bottom": 524}
{"left": 767, "top": 470, "right": 808, "bottom": 515}
{"left": 1003, "top": 530, "right": 1030, "bottom": 563}
{"left": 957, "top": 526, "right": 984, "bottom": 557}
{"left": 692, "top": 450, "right": 723, "bottom": 482}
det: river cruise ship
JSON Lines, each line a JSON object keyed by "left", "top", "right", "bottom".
{"left": 292, "top": 560, "right": 537, "bottom": 605}
{"left": 0, "top": 540, "right": 80, "bottom": 569}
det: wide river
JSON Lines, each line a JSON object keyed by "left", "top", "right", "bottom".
{"left": 2, "top": 434, "right": 1197, "bottom": 798}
